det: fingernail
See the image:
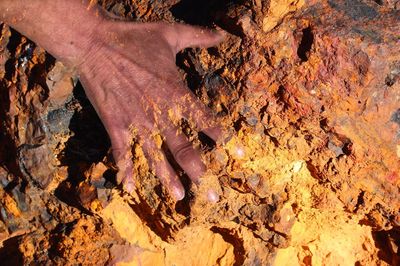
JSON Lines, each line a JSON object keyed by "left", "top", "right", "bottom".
{"left": 173, "top": 187, "right": 185, "bottom": 201}
{"left": 124, "top": 179, "right": 135, "bottom": 193}
{"left": 207, "top": 189, "right": 219, "bottom": 203}
{"left": 215, "top": 27, "right": 227, "bottom": 38}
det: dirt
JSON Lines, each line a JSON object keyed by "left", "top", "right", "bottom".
{"left": 0, "top": 0, "right": 399, "bottom": 265}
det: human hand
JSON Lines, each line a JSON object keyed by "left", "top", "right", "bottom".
{"left": 74, "top": 20, "right": 224, "bottom": 200}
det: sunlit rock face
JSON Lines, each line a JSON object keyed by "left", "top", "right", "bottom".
{"left": 0, "top": 0, "right": 399, "bottom": 265}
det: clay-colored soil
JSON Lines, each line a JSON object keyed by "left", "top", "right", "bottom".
{"left": 0, "top": 0, "right": 399, "bottom": 265}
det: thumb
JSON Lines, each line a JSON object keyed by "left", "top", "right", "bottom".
{"left": 163, "top": 23, "right": 225, "bottom": 53}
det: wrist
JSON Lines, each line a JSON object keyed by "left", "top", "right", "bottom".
{"left": 36, "top": 4, "right": 108, "bottom": 67}
{"left": 0, "top": 0, "right": 107, "bottom": 66}
{"left": 54, "top": 14, "right": 106, "bottom": 66}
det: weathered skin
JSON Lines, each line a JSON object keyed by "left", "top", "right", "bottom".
{"left": 0, "top": 0, "right": 225, "bottom": 200}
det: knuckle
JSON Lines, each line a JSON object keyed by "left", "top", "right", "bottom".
{"left": 112, "top": 148, "right": 126, "bottom": 161}
{"left": 173, "top": 142, "right": 195, "bottom": 163}
{"left": 112, "top": 145, "right": 131, "bottom": 163}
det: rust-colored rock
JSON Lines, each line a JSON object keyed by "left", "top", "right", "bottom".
{"left": 0, "top": 0, "right": 399, "bottom": 265}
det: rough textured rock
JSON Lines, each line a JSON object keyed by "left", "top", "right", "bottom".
{"left": 0, "top": 0, "right": 399, "bottom": 265}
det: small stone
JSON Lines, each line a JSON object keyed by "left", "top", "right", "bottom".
{"left": 292, "top": 161, "right": 303, "bottom": 173}
{"left": 0, "top": 167, "right": 10, "bottom": 188}
{"left": 213, "top": 149, "right": 228, "bottom": 165}
{"left": 328, "top": 141, "right": 344, "bottom": 157}
{"left": 77, "top": 182, "right": 97, "bottom": 209}
{"left": 0, "top": 221, "right": 9, "bottom": 242}
{"left": 18, "top": 144, "right": 55, "bottom": 188}
{"left": 40, "top": 210, "right": 52, "bottom": 223}
{"left": 246, "top": 116, "right": 258, "bottom": 126}
{"left": 247, "top": 174, "right": 260, "bottom": 188}
{"left": 11, "top": 187, "right": 28, "bottom": 212}
{"left": 235, "top": 146, "right": 246, "bottom": 159}
{"left": 46, "top": 108, "right": 74, "bottom": 135}
{"left": 239, "top": 105, "right": 251, "bottom": 115}
{"left": 97, "top": 188, "right": 111, "bottom": 208}
{"left": 87, "top": 163, "right": 108, "bottom": 188}
{"left": 232, "top": 171, "right": 245, "bottom": 180}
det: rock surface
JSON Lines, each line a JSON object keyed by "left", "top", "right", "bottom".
{"left": 0, "top": 0, "right": 399, "bottom": 265}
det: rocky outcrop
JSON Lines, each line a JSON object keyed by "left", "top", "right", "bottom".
{"left": 0, "top": 0, "right": 398, "bottom": 265}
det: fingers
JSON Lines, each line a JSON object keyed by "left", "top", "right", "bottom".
{"left": 163, "top": 127, "right": 206, "bottom": 184}
{"left": 163, "top": 23, "right": 225, "bottom": 53}
{"left": 202, "top": 126, "right": 224, "bottom": 143}
{"left": 169, "top": 88, "right": 225, "bottom": 143}
{"left": 141, "top": 138, "right": 185, "bottom": 201}
{"left": 109, "top": 130, "right": 136, "bottom": 193}
{"left": 109, "top": 126, "right": 185, "bottom": 200}
{"left": 108, "top": 119, "right": 222, "bottom": 201}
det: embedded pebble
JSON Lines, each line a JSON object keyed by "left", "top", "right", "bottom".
{"left": 247, "top": 174, "right": 260, "bottom": 188}
{"left": 235, "top": 146, "right": 246, "bottom": 158}
{"left": 207, "top": 189, "right": 220, "bottom": 203}
{"left": 292, "top": 161, "right": 303, "bottom": 173}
